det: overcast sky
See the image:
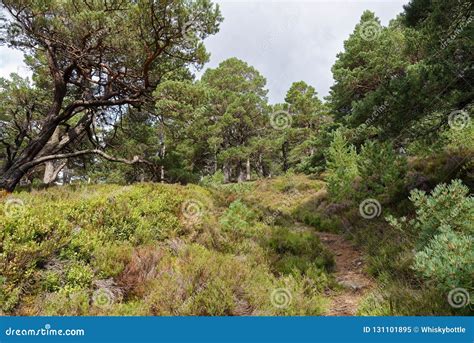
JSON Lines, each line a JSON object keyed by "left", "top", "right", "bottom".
{"left": 0, "top": 0, "right": 408, "bottom": 104}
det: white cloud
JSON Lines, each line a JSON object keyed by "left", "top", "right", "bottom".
{"left": 0, "top": 0, "right": 408, "bottom": 103}
{"left": 200, "top": 0, "right": 408, "bottom": 103}
{"left": 0, "top": 46, "right": 30, "bottom": 79}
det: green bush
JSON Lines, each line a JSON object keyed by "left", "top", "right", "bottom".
{"left": 325, "top": 129, "right": 359, "bottom": 201}
{"left": 200, "top": 171, "right": 225, "bottom": 187}
{"left": 41, "top": 271, "right": 62, "bottom": 292}
{"left": 92, "top": 243, "right": 133, "bottom": 279}
{"left": 413, "top": 227, "right": 473, "bottom": 290}
{"left": 0, "top": 178, "right": 332, "bottom": 315}
{"left": 357, "top": 274, "right": 450, "bottom": 315}
{"left": 388, "top": 180, "right": 473, "bottom": 296}
{"left": 293, "top": 206, "right": 341, "bottom": 233}
{"left": 144, "top": 244, "right": 326, "bottom": 316}
{"left": 0, "top": 183, "right": 214, "bottom": 314}
{"left": 266, "top": 227, "right": 334, "bottom": 274}
{"left": 66, "top": 262, "right": 94, "bottom": 289}
{"left": 357, "top": 140, "right": 407, "bottom": 202}
{"left": 219, "top": 200, "right": 257, "bottom": 237}
{"left": 39, "top": 290, "right": 91, "bottom": 316}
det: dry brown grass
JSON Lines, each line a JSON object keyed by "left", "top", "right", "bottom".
{"left": 117, "top": 246, "right": 165, "bottom": 297}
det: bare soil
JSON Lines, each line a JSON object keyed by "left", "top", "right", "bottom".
{"left": 315, "top": 231, "right": 374, "bottom": 316}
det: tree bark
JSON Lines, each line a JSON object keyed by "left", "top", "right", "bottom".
{"left": 282, "top": 141, "right": 289, "bottom": 172}
{"left": 43, "top": 160, "right": 67, "bottom": 185}
{"left": 237, "top": 161, "right": 246, "bottom": 183}
{"left": 246, "top": 158, "right": 251, "bottom": 181}
{"left": 0, "top": 168, "right": 27, "bottom": 192}
{"left": 160, "top": 143, "right": 166, "bottom": 183}
{"left": 214, "top": 152, "right": 218, "bottom": 174}
{"left": 42, "top": 128, "right": 67, "bottom": 185}
{"left": 0, "top": 148, "right": 150, "bottom": 191}
{"left": 223, "top": 163, "right": 231, "bottom": 183}
{"left": 0, "top": 72, "right": 67, "bottom": 191}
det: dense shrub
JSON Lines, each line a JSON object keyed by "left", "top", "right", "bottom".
{"left": 357, "top": 140, "right": 407, "bottom": 202}
{"left": 0, "top": 178, "right": 332, "bottom": 315}
{"left": 413, "top": 227, "right": 473, "bottom": 291}
{"left": 139, "top": 244, "right": 326, "bottom": 316}
{"left": 0, "top": 183, "right": 210, "bottom": 314}
{"left": 387, "top": 180, "right": 473, "bottom": 307}
{"left": 325, "top": 129, "right": 359, "bottom": 201}
{"left": 266, "top": 227, "right": 335, "bottom": 275}
{"left": 219, "top": 200, "right": 257, "bottom": 237}
{"left": 357, "top": 274, "right": 449, "bottom": 316}
{"left": 200, "top": 171, "right": 225, "bottom": 187}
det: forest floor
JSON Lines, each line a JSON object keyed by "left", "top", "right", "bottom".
{"left": 3, "top": 176, "right": 378, "bottom": 316}
{"left": 291, "top": 222, "right": 374, "bottom": 315}
{"left": 316, "top": 231, "right": 374, "bottom": 316}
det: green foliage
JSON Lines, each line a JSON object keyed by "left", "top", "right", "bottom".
{"left": 39, "top": 290, "right": 91, "bottom": 316}
{"left": 443, "top": 121, "right": 474, "bottom": 152}
{"left": 267, "top": 227, "right": 335, "bottom": 275}
{"left": 357, "top": 140, "right": 407, "bottom": 202}
{"left": 275, "top": 81, "right": 328, "bottom": 172}
{"left": 357, "top": 274, "right": 450, "bottom": 315}
{"left": 142, "top": 243, "right": 326, "bottom": 316}
{"left": 0, "top": 0, "right": 472, "bottom": 319}
{"left": 0, "top": 0, "right": 223, "bottom": 191}
{"left": 0, "top": 177, "right": 333, "bottom": 315}
{"left": 0, "top": 183, "right": 206, "bottom": 313}
{"left": 413, "top": 227, "right": 473, "bottom": 291}
{"left": 328, "top": 1, "right": 473, "bottom": 144}
{"left": 41, "top": 271, "right": 62, "bottom": 292}
{"left": 325, "top": 129, "right": 359, "bottom": 201}
{"left": 388, "top": 180, "right": 473, "bottom": 298}
{"left": 92, "top": 243, "right": 133, "bottom": 279}
{"left": 202, "top": 58, "right": 270, "bottom": 181}
{"left": 408, "top": 180, "right": 473, "bottom": 246}
{"left": 293, "top": 208, "right": 341, "bottom": 233}
{"left": 219, "top": 200, "right": 257, "bottom": 236}
{"left": 65, "top": 263, "right": 94, "bottom": 289}
{"left": 200, "top": 171, "right": 225, "bottom": 187}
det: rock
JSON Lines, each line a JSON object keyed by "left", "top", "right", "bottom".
{"left": 338, "top": 280, "right": 365, "bottom": 292}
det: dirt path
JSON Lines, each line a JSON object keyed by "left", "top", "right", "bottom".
{"left": 315, "top": 231, "right": 374, "bottom": 316}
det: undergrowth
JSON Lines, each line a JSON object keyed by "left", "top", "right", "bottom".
{"left": 0, "top": 177, "right": 334, "bottom": 316}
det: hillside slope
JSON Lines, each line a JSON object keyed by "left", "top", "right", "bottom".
{"left": 1, "top": 177, "right": 337, "bottom": 316}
